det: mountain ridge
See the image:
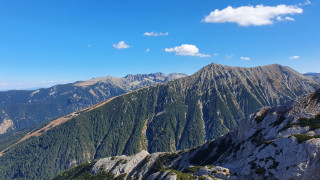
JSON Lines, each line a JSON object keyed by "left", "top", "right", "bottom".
{"left": 55, "top": 88, "right": 320, "bottom": 180}
{"left": 0, "top": 72, "right": 187, "bottom": 135}
{"left": 0, "top": 63, "right": 318, "bottom": 179}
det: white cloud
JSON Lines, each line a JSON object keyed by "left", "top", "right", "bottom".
{"left": 165, "top": 44, "right": 210, "bottom": 57}
{"left": 299, "top": 0, "right": 311, "bottom": 6}
{"left": 276, "top": 16, "right": 283, "bottom": 21}
{"left": 305, "top": 0, "right": 311, "bottom": 5}
{"left": 285, "top": 16, "right": 295, "bottom": 21}
{"left": 197, "top": 53, "right": 211, "bottom": 58}
{"left": 145, "top": 48, "right": 150, "bottom": 52}
{"left": 144, "top": 32, "right": 169, "bottom": 36}
{"left": 226, "top": 54, "right": 233, "bottom": 59}
{"left": 240, "top": 56, "right": 250, "bottom": 61}
{"left": 276, "top": 16, "right": 295, "bottom": 21}
{"left": 113, "top": 41, "right": 130, "bottom": 49}
{"left": 289, "top": 55, "right": 300, "bottom": 59}
{"left": 213, "top": 53, "right": 219, "bottom": 56}
{"left": 202, "top": 4, "right": 303, "bottom": 26}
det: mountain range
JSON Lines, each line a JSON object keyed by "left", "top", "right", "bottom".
{"left": 55, "top": 88, "right": 320, "bottom": 180}
{"left": 0, "top": 72, "right": 187, "bottom": 134}
{"left": 304, "top": 72, "right": 320, "bottom": 84}
{"left": 0, "top": 63, "right": 318, "bottom": 179}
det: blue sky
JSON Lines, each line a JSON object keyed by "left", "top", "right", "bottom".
{"left": 0, "top": 0, "right": 319, "bottom": 90}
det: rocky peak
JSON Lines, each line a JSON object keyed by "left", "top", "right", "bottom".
{"left": 55, "top": 89, "right": 320, "bottom": 180}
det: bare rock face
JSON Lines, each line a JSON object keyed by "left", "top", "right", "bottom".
{"left": 0, "top": 119, "right": 14, "bottom": 134}
{"left": 175, "top": 88, "right": 320, "bottom": 179}
{"left": 91, "top": 150, "right": 150, "bottom": 176}
{"left": 82, "top": 88, "right": 320, "bottom": 180}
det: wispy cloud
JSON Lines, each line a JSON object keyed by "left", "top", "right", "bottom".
{"left": 145, "top": 48, "right": 150, "bottom": 52}
{"left": 0, "top": 82, "right": 8, "bottom": 86}
{"left": 165, "top": 44, "right": 210, "bottom": 57}
{"left": 226, "top": 54, "right": 233, "bottom": 59}
{"left": 88, "top": 43, "right": 92, "bottom": 48}
{"left": 113, "top": 41, "right": 130, "bottom": 49}
{"left": 289, "top": 55, "right": 300, "bottom": 59}
{"left": 213, "top": 53, "right": 219, "bottom": 56}
{"left": 240, "top": 56, "right": 250, "bottom": 61}
{"left": 202, "top": 4, "right": 303, "bottom": 26}
{"left": 298, "top": 0, "right": 311, "bottom": 6}
{"left": 276, "top": 16, "right": 295, "bottom": 21}
{"left": 144, "top": 32, "right": 169, "bottom": 37}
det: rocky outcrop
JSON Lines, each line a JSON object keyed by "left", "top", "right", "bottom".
{"left": 174, "top": 88, "right": 320, "bottom": 179}
{"left": 91, "top": 150, "right": 150, "bottom": 176}
{"left": 56, "top": 88, "right": 320, "bottom": 180}
{"left": 0, "top": 119, "right": 14, "bottom": 134}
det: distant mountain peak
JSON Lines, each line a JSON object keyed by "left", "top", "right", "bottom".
{"left": 305, "top": 72, "right": 319, "bottom": 76}
{"left": 304, "top": 72, "right": 320, "bottom": 84}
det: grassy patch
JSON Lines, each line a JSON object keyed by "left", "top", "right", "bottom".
{"left": 183, "top": 166, "right": 204, "bottom": 173}
{"left": 148, "top": 153, "right": 179, "bottom": 174}
{"left": 278, "top": 116, "right": 320, "bottom": 133}
{"left": 292, "top": 134, "right": 320, "bottom": 144}
{"left": 183, "top": 165, "right": 216, "bottom": 174}
{"left": 168, "top": 169, "right": 195, "bottom": 180}
{"left": 297, "top": 117, "right": 320, "bottom": 130}
{"left": 53, "top": 162, "right": 115, "bottom": 180}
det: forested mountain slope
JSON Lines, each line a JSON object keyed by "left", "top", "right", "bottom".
{"left": 55, "top": 88, "right": 320, "bottom": 180}
{"left": 0, "top": 63, "right": 318, "bottom": 179}
{"left": 0, "top": 72, "right": 187, "bottom": 134}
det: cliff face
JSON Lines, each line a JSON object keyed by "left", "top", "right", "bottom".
{"left": 0, "top": 64, "right": 319, "bottom": 179}
{"left": 55, "top": 89, "right": 320, "bottom": 180}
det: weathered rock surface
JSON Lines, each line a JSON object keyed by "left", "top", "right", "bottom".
{"left": 65, "top": 88, "right": 320, "bottom": 180}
